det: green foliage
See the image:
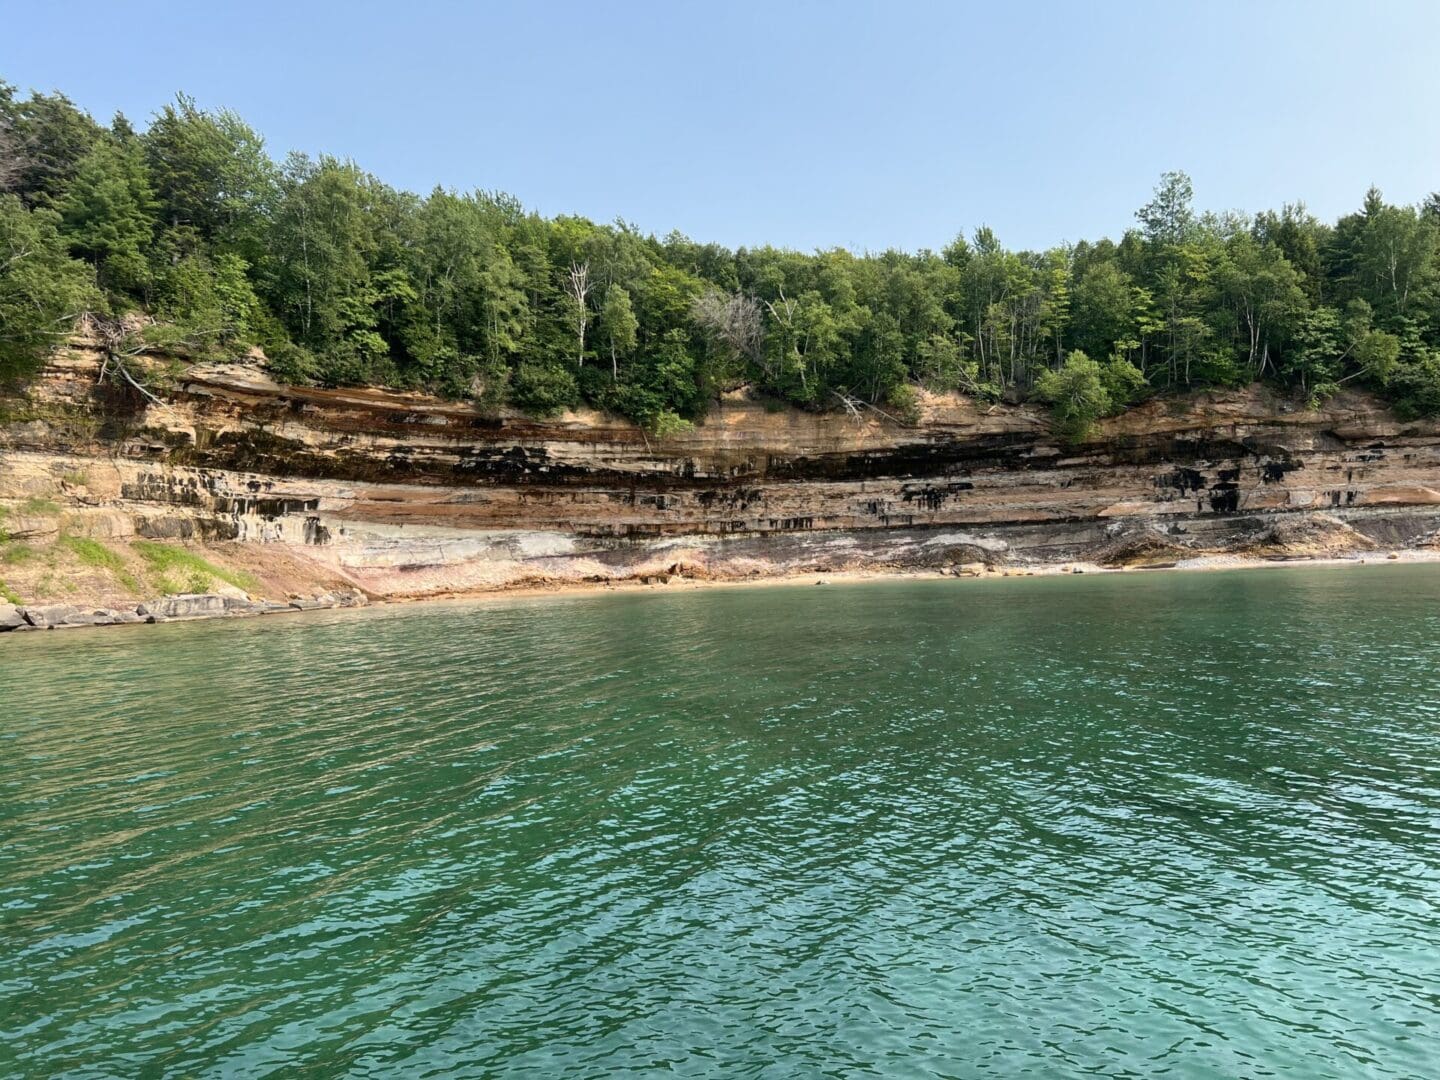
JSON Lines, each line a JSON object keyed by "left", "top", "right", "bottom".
{"left": 1070, "top": 261, "right": 1137, "bottom": 360}
{"left": 57, "top": 138, "right": 157, "bottom": 296}
{"left": 1137, "top": 171, "right": 1197, "bottom": 246}
{"left": 1388, "top": 353, "right": 1440, "bottom": 419}
{"left": 591, "top": 328, "right": 706, "bottom": 433}
{"left": 1355, "top": 329, "right": 1401, "bottom": 384}
{"left": 0, "top": 194, "right": 99, "bottom": 381}
{"left": 2, "top": 542, "right": 38, "bottom": 565}
{"left": 599, "top": 284, "right": 638, "bottom": 377}
{"left": 152, "top": 249, "right": 262, "bottom": 350}
{"left": 1034, "top": 351, "right": 1113, "bottom": 439}
{"left": 131, "top": 540, "right": 259, "bottom": 594}
{"left": 1100, "top": 355, "right": 1148, "bottom": 407}
{"left": 60, "top": 535, "right": 142, "bottom": 593}
{"left": 264, "top": 340, "right": 319, "bottom": 384}
{"left": 144, "top": 95, "right": 274, "bottom": 254}
{"left": 5, "top": 81, "right": 1440, "bottom": 425}
{"left": 886, "top": 382, "right": 922, "bottom": 425}
{"left": 648, "top": 411, "right": 693, "bottom": 439}
{"left": 1, "top": 88, "right": 106, "bottom": 207}
{"left": 264, "top": 154, "right": 384, "bottom": 357}
{"left": 510, "top": 362, "right": 579, "bottom": 416}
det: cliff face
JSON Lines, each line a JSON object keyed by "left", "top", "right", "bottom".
{"left": 4, "top": 336, "right": 1440, "bottom": 606}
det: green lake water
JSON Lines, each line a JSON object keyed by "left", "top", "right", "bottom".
{"left": 3, "top": 566, "right": 1440, "bottom": 1077}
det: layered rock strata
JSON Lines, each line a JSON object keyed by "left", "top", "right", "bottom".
{"left": 3, "top": 338, "right": 1440, "bottom": 610}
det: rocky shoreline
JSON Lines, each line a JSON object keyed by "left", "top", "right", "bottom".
{"left": 5, "top": 550, "right": 1435, "bottom": 637}
{"left": 0, "top": 588, "right": 367, "bottom": 632}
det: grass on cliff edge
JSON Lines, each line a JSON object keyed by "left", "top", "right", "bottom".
{"left": 59, "top": 536, "right": 144, "bottom": 594}
{"left": 1, "top": 543, "right": 38, "bottom": 565}
{"left": 131, "top": 541, "right": 260, "bottom": 596}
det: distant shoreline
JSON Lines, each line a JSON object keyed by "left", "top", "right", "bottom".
{"left": 8, "top": 547, "right": 1440, "bottom": 639}
{"left": 456, "top": 547, "right": 1440, "bottom": 602}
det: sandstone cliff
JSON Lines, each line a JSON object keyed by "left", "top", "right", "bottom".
{"left": 4, "top": 334, "right": 1440, "bottom": 615}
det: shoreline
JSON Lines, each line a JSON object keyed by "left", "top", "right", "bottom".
{"left": 7, "top": 546, "right": 1440, "bottom": 637}
{"left": 461, "top": 546, "right": 1440, "bottom": 602}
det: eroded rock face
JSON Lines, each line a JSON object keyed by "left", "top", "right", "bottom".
{"left": 20, "top": 604, "right": 83, "bottom": 629}
{"left": 10, "top": 604, "right": 149, "bottom": 629}
{"left": 5, "top": 344, "right": 1440, "bottom": 599}
{"left": 138, "top": 594, "right": 228, "bottom": 620}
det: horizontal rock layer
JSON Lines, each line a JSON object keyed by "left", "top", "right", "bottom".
{"left": 4, "top": 343, "right": 1440, "bottom": 600}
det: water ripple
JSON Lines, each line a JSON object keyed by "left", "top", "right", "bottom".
{"left": 3, "top": 566, "right": 1440, "bottom": 1077}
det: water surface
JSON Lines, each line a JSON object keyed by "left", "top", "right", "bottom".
{"left": 4, "top": 567, "right": 1440, "bottom": 1077}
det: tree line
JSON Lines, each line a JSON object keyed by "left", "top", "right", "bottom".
{"left": 3, "top": 80, "right": 1439, "bottom": 434}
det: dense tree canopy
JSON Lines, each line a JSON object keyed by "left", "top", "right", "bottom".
{"left": 3, "top": 83, "right": 1440, "bottom": 431}
{"left": 0, "top": 193, "right": 98, "bottom": 381}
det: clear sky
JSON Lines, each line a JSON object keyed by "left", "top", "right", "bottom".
{"left": 4, "top": 0, "right": 1438, "bottom": 253}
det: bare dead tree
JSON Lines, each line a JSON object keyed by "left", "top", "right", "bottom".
{"left": 690, "top": 289, "right": 766, "bottom": 374}
{"left": 830, "top": 388, "right": 864, "bottom": 420}
{"left": 86, "top": 313, "right": 165, "bottom": 405}
{"left": 763, "top": 288, "right": 808, "bottom": 391}
{"left": 761, "top": 291, "right": 797, "bottom": 338}
{"left": 830, "top": 387, "right": 905, "bottom": 426}
{"left": 565, "top": 261, "right": 591, "bottom": 366}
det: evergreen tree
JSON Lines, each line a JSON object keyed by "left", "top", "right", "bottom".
{"left": 57, "top": 138, "right": 157, "bottom": 296}
{"left": 0, "top": 194, "right": 98, "bottom": 380}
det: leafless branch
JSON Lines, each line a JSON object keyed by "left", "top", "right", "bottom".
{"left": 832, "top": 386, "right": 906, "bottom": 426}
{"left": 564, "top": 261, "right": 591, "bottom": 366}
{"left": 114, "top": 358, "right": 164, "bottom": 404}
{"left": 87, "top": 312, "right": 167, "bottom": 405}
{"left": 691, "top": 289, "right": 767, "bottom": 371}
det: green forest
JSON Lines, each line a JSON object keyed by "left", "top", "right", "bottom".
{"left": 3, "top": 80, "right": 1439, "bottom": 434}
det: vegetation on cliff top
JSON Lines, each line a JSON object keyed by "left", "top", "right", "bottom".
{"left": 2, "top": 80, "right": 1439, "bottom": 433}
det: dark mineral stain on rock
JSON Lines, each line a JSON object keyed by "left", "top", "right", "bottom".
{"left": 1161, "top": 467, "right": 1207, "bottom": 494}
{"left": 1208, "top": 484, "right": 1241, "bottom": 513}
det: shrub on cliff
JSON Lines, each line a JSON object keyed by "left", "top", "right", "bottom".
{"left": 886, "top": 383, "right": 922, "bottom": 425}
{"left": 1100, "top": 355, "right": 1148, "bottom": 407}
{"left": 1035, "top": 352, "right": 1107, "bottom": 439}
{"left": 510, "top": 363, "right": 579, "bottom": 417}
{"left": 263, "top": 340, "right": 318, "bottom": 385}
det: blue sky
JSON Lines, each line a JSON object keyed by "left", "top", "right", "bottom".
{"left": 5, "top": 1, "right": 1438, "bottom": 253}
